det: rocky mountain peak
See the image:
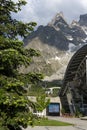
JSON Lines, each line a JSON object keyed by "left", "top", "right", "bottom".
{"left": 79, "top": 14, "right": 87, "bottom": 26}
{"left": 71, "top": 20, "right": 79, "bottom": 27}
{"left": 54, "top": 11, "right": 64, "bottom": 20}
{"left": 23, "top": 12, "right": 87, "bottom": 81}
{"left": 48, "top": 12, "right": 68, "bottom": 30}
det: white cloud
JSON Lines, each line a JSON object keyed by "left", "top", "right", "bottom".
{"left": 80, "top": 0, "right": 87, "bottom": 10}
{"left": 13, "top": 0, "right": 87, "bottom": 26}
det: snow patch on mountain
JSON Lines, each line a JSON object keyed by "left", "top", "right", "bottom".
{"left": 68, "top": 43, "right": 76, "bottom": 52}
{"left": 44, "top": 52, "right": 73, "bottom": 81}
{"left": 51, "top": 56, "right": 61, "bottom": 61}
{"left": 66, "top": 35, "right": 73, "bottom": 41}
{"left": 82, "top": 26, "right": 87, "bottom": 35}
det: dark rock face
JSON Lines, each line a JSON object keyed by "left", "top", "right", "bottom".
{"left": 24, "top": 25, "right": 69, "bottom": 50}
{"left": 38, "top": 26, "right": 69, "bottom": 50}
{"left": 48, "top": 12, "right": 71, "bottom": 37}
{"left": 79, "top": 14, "right": 87, "bottom": 26}
{"left": 24, "top": 12, "right": 87, "bottom": 51}
{"left": 70, "top": 24, "right": 86, "bottom": 45}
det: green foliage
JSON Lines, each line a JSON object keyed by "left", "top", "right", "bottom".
{"left": 51, "top": 88, "right": 60, "bottom": 97}
{"left": 0, "top": 37, "right": 41, "bottom": 130}
{"left": 36, "top": 94, "right": 50, "bottom": 111}
{"left": 28, "top": 85, "right": 45, "bottom": 96}
{"left": 0, "top": 0, "right": 45, "bottom": 130}
{"left": 0, "top": 0, "right": 36, "bottom": 39}
{"left": 75, "top": 108, "right": 83, "bottom": 118}
{"left": 61, "top": 108, "right": 66, "bottom": 114}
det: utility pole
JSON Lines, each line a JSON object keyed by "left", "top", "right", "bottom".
{"left": 86, "top": 55, "right": 87, "bottom": 86}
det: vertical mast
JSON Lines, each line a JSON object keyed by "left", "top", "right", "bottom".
{"left": 86, "top": 55, "right": 87, "bottom": 86}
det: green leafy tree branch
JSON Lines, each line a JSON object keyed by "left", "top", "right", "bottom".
{"left": 0, "top": 0, "right": 48, "bottom": 130}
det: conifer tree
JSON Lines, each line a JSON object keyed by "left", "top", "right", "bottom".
{"left": 0, "top": 1, "right": 48, "bottom": 130}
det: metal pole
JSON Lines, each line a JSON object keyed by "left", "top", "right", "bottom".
{"left": 86, "top": 55, "right": 87, "bottom": 86}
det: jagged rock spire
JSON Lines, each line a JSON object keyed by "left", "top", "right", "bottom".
{"left": 71, "top": 20, "right": 80, "bottom": 27}
{"left": 48, "top": 12, "right": 68, "bottom": 30}
{"left": 54, "top": 11, "right": 64, "bottom": 19}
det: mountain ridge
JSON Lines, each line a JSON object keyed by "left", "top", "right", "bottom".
{"left": 23, "top": 12, "right": 87, "bottom": 83}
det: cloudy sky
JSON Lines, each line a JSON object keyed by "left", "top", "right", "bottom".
{"left": 14, "top": 0, "right": 87, "bottom": 26}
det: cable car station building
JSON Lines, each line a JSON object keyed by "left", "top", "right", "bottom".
{"left": 59, "top": 45, "right": 87, "bottom": 115}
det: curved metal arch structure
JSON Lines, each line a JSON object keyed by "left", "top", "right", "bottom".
{"left": 59, "top": 45, "right": 87, "bottom": 115}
